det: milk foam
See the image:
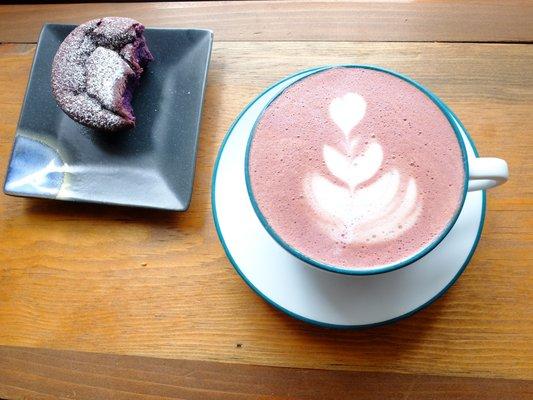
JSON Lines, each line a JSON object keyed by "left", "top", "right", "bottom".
{"left": 305, "top": 93, "right": 422, "bottom": 244}
{"left": 329, "top": 93, "right": 366, "bottom": 138}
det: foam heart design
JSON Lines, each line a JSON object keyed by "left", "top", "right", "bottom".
{"left": 328, "top": 92, "right": 367, "bottom": 138}
{"left": 323, "top": 142, "right": 383, "bottom": 190}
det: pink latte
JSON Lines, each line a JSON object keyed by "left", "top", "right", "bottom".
{"left": 248, "top": 67, "right": 466, "bottom": 269}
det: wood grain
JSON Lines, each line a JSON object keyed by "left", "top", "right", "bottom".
{"left": 0, "top": 41, "right": 532, "bottom": 382}
{"left": 0, "top": 346, "right": 532, "bottom": 400}
{"left": 1, "top": 1, "right": 532, "bottom": 44}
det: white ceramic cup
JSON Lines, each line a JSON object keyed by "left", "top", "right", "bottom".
{"left": 245, "top": 65, "right": 509, "bottom": 275}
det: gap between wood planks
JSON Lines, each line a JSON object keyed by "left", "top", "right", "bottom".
{"left": 1, "top": 41, "right": 533, "bottom": 46}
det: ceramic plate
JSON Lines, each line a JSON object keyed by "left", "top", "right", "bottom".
{"left": 4, "top": 24, "right": 213, "bottom": 210}
{"left": 212, "top": 67, "right": 486, "bottom": 328}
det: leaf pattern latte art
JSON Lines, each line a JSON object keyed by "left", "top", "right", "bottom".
{"left": 304, "top": 93, "right": 422, "bottom": 244}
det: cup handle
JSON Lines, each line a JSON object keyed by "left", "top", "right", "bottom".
{"left": 468, "top": 157, "right": 509, "bottom": 191}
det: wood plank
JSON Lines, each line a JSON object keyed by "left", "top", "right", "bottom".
{"left": 0, "top": 41, "right": 531, "bottom": 381}
{"left": 0, "top": 346, "right": 532, "bottom": 400}
{"left": 0, "top": 1, "right": 532, "bottom": 44}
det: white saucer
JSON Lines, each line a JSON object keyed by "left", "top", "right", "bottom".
{"left": 212, "top": 68, "right": 486, "bottom": 328}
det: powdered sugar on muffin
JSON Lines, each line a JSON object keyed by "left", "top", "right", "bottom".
{"left": 51, "top": 17, "right": 153, "bottom": 131}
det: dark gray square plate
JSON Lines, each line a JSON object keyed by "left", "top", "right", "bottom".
{"left": 4, "top": 24, "right": 213, "bottom": 210}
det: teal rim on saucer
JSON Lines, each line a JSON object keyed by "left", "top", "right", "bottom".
{"left": 211, "top": 65, "right": 486, "bottom": 328}
{"left": 244, "top": 65, "right": 470, "bottom": 276}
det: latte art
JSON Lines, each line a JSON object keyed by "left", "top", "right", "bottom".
{"left": 329, "top": 92, "right": 366, "bottom": 138}
{"left": 248, "top": 67, "right": 465, "bottom": 268}
{"left": 305, "top": 93, "right": 422, "bottom": 244}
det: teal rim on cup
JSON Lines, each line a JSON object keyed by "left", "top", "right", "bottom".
{"left": 244, "top": 65, "right": 508, "bottom": 276}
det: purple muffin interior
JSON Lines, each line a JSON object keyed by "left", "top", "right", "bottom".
{"left": 115, "top": 24, "right": 152, "bottom": 121}
{"left": 120, "top": 76, "right": 136, "bottom": 121}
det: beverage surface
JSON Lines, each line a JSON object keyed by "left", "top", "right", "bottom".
{"left": 248, "top": 67, "right": 465, "bottom": 268}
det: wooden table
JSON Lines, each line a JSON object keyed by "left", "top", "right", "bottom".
{"left": 0, "top": 2, "right": 532, "bottom": 399}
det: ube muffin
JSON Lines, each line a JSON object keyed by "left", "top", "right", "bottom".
{"left": 51, "top": 17, "right": 153, "bottom": 132}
